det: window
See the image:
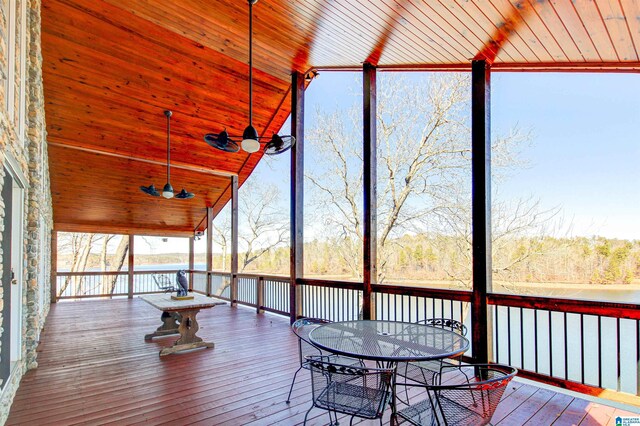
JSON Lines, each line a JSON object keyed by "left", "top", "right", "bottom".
{"left": 4, "top": 0, "right": 28, "bottom": 143}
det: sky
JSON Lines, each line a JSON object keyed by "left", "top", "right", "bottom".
{"left": 491, "top": 72, "right": 640, "bottom": 239}
{"left": 140, "top": 71, "right": 639, "bottom": 255}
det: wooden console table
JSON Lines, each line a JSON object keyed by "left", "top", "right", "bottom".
{"left": 141, "top": 293, "right": 226, "bottom": 356}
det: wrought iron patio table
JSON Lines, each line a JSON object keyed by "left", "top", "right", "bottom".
{"left": 309, "top": 320, "right": 470, "bottom": 364}
{"left": 309, "top": 320, "right": 470, "bottom": 421}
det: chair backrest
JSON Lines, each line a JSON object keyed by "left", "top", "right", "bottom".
{"left": 152, "top": 274, "right": 175, "bottom": 292}
{"left": 432, "top": 364, "right": 517, "bottom": 426}
{"left": 306, "top": 355, "right": 393, "bottom": 420}
{"left": 291, "top": 318, "right": 331, "bottom": 366}
{"left": 418, "top": 318, "right": 468, "bottom": 336}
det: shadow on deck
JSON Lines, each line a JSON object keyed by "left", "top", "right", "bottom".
{"left": 6, "top": 298, "right": 639, "bottom": 425}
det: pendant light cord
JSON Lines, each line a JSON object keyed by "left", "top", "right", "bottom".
{"left": 248, "top": 0, "right": 253, "bottom": 126}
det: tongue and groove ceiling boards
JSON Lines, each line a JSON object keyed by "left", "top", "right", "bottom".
{"left": 42, "top": 0, "right": 640, "bottom": 236}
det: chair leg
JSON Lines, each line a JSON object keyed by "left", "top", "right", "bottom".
{"left": 303, "top": 404, "right": 314, "bottom": 426}
{"left": 286, "top": 366, "right": 303, "bottom": 403}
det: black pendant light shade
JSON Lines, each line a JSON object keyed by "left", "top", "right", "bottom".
{"left": 140, "top": 110, "right": 194, "bottom": 200}
{"left": 242, "top": 125, "right": 259, "bottom": 141}
{"left": 162, "top": 182, "right": 174, "bottom": 199}
{"left": 203, "top": 0, "right": 295, "bottom": 156}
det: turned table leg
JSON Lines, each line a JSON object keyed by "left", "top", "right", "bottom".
{"left": 159, "top": 308, "right": 214, "bottom": 356}
{"left": 145, "top": 311, "right": 181, "bottom": 340}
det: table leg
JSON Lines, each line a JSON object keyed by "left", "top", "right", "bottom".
{"left": 159, "top": 308, "right": 214, "bottom": 356}
{"left": 145, "top": 311, "right": 181, "bottom": 340}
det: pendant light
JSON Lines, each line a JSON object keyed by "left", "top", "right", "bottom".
{"left": 204, "top": 0, "right": 295, "bottom": 156}
{"left": 140, "top": 110, "right": 195, "bottom": 200}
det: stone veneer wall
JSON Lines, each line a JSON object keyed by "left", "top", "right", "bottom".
{"left": 0, "top": 0, "right": 52, "bottom": 423}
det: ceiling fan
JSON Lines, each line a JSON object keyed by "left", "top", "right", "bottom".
{"left": 140, "top": 110, "right": 195, "bottom": 199}
{"left": 204, "top": 0, "right": 295, "bottom": 156}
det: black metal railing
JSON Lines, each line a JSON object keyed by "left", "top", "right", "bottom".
{"left": 262, "top": 276, "right": 290, "bottom": 315}
{"left": 298, "top": 278, "right": 362, "bottom": 321}
{"left": 489, "top": 293, "right": 640, "bottom": 396}
{"left": 55, "top": 270, "right": 184, "bottom": 299}
{"left": 54, "top": 270, "right": 640, "bottom": 397}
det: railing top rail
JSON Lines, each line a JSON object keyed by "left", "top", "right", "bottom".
{"left": 236, "top": 273, "right": 290, "bottom": 281}
{"left": 297, "top": 278, "right": 362, "bottom": 291}
{"left": 57, "top": 271, "right": 128, "bottom": 277}
{"left": 489, "top": 293, "right": 640, "bottom": 320}
{"left": 373, "top": 283, "right": 473, "bottom": 302}
{"left": 133, "top": 269, "right": 183, "bottom": 275}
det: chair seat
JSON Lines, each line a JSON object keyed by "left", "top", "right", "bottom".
{"left": 396, "top": 398, "right": 436, "bottom": 426}
{"left": 397, "top": 392, "right": 493, "bottom": 426}
{"left": 397, "top": 359, "right": 459, "bottom": 384}
{"left": 316, "top": 381, "right": 388, "bottom": 420}
{"left": 396, "top": 364, "right": 516, "bottom": 426}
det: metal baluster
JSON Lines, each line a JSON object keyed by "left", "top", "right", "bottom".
{"left": 520, "top": 307, "right": 525, "bottom": 369}
{"left": 598, "top": 315, "right": 602, "bottom": 388}
{"left": 564, "top": 312, "right": 568, "bottom": 381}
{"left": 549, "top": 310, "right": 553, "bottom": 377}
{"left": 617, "top": 317, "right": 621, "bottom": 392}
{"left": 507, "top": 307, "right": 512, "bottom": 366}
{"left": 534, "top": 310, "right": 538, "bottom": 373}
{"left": 496, "top": 306, "right": 500, "bottom": 363}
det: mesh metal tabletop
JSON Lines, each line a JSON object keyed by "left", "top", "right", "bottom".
{"left": 309, "top": 320, "right": 470, "bottom": 362}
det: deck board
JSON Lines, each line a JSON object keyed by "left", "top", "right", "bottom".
{"left": 6, "top": 298, "right": 638, "bottom": 425}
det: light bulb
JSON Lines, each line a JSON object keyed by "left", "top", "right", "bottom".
{"left": 242, "top": 125, "right": 261, "bottom": 153}
{"left": 241, "top": 138, "right": 260, "bottom": 153}
{"left": 162, "top": 182, "right": 174, "bottom": 199}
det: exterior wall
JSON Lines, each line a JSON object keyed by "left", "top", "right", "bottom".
{"left": 0, "top": 0, "right": 52, "bottom": 423}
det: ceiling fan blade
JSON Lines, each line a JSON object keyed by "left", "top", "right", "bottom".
{"left": 264, "top": 134, "right": 295, "bottom": 156}
{"left": 175, "top": 189, "right": 195, "bottom": 199}
{"left": 140, "top": 184, "right": 160, "bottom": 196}
{"left": 205, "top": 131, "right": 240, "bottom": 153}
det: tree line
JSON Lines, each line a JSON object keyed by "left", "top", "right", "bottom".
{"left": 219, "top": 234, "right": 640, "bottom": 287}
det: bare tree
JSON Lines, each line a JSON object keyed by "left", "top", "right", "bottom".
{"left": 69, "top": 234, "right": 95, "bottom": 295}
{"left": 238, "top": 181, "right": 288, "bottom": 272}
{"left": 57, "top": 233, "right": 129, "bottom": 296}
{"left": 100, "top": 235, "right": 130, "bottom": 295}
{"left": 211, "top": 215, "right": 230, "bottom": 272}
{"left": 210, "top": 180, "right": 288, "bottom": 272}
{"left": 306, "top": 73, "right": 543, "bottom": 284}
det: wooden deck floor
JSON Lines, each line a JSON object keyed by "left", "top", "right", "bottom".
{"left": 6, "top": 298, "right": 639, "bottom": 425}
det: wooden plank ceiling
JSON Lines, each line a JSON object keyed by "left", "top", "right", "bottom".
{"left": 43, "top": 0, "right": 640, "bottom": 236}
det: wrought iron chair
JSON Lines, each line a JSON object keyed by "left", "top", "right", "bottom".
{"left": 286, "top": 318, "right": 363, "bottom": 404}
{"left": 152, "top": 274, "right": 177, "bottom": 293}
{"left": 304, "top": 355, "right": 394, "bottom": 426}
{"left": 395, "top": 363, "right": 517, "bottom": 426}
{"left": 396, "top": 318, "right": 468, "bottom": 395}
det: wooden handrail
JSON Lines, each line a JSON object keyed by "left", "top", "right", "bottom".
{"left": 488, "top": 293, "right": 640, "bottom": 320}
{"left": 296, "top": 278, "right": 362, "bottom": 291}
{"left": 373, "top": 284, "right": 472, "bottom": 302}
{"left": 57, "top": 271, "right": 128, "bottom": 276}
{"left": 55, "top": 271, "right": 640, "bottom": 319}
{"left": 237, "top": 273, "right": 290, "bottom": 281}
